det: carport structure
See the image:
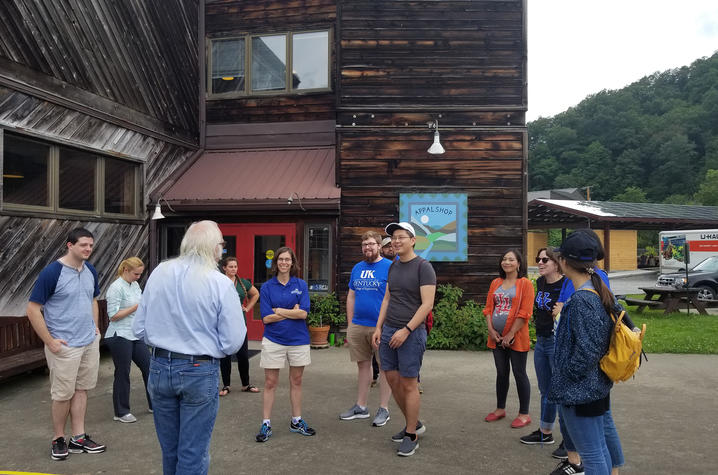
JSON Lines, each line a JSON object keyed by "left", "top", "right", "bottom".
{"left": 528, "top": 199, "right": 718, "bottom": 271}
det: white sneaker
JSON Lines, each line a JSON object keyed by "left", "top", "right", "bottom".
{"left": 113, "top": 413, "right": 137, "bottom": 423}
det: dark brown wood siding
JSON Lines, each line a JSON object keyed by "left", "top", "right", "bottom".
{"left": 0, "top": 0, "right": 199, "bottom": 139}
{"left": 339, "top": 0, "right": 525, "bottom": 108}
{"left": 337, "top": 0, "right": 527, "bottom": 304}
{"left": 205, "top": 0, "right": 336, "bottom": 123}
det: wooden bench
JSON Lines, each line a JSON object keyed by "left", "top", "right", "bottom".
{"left": 0, "top": 300, "right": 109, "bottom": 382}
{"left": 623, "top": 298, "right": 665, "bottom": 312}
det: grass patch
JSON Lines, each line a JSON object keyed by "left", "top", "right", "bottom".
{"left": 621, "top": 296, "right": 718, "bottom": 354}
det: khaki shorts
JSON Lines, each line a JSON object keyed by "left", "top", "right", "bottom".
{"left": 44, "top": 334, "right": 100, "bottom": 401}
{"left": 260, "top": 337, "right": 311, "bottom": 369}
{"left": 347, "top": 323, "right": 376, "bottom": 362}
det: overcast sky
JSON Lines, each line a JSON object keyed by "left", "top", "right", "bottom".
{"left": 528, "top": 0, "right": 718, "bottom": 121}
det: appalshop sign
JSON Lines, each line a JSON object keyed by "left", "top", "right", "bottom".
{"left": 399, "top": 193, "right": 468, "bottom": 262}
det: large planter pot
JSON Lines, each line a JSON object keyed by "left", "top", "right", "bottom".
{"left": 308, "top": 325, "right": 331, "bottom": 347}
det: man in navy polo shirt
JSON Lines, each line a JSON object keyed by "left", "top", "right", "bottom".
{"left": 339, "top": 230, "right": 393, "bottom": 427}
{"left": 27, "top": 227, "right": 106, "bottom": 461}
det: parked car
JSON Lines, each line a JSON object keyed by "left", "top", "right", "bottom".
{"left": 656, "top": 256, "right": 718, "bottom": 301}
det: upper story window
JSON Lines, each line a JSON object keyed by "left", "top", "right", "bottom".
{"left": 1, "top": 131, "right": 142, "bottom": 220}
{"left": 208, "top": 30, "right": 331, "bottom": 98}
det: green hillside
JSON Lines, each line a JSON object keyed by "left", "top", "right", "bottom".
{"left": 529, "top": 52, "right": 718, "bottom": 206}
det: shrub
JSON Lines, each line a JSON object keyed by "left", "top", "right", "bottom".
{"left": 427, "top": 284, "right": 488, "bottom": 350}
{"left": 308, "top": 292, "right": 346, "bottom": 328}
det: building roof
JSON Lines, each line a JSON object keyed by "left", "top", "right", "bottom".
{"left": 529, "top": 199, "right": 718, "bottom": 230}
{"left": 164, "top": 147, "right": 340, "bottom": 211}
{"left": 527, "top": 188, "right": 586, "bottom": 201}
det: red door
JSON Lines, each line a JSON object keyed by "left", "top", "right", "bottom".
{"left": 219, "top": 223, "right": 296, "bottom": 340}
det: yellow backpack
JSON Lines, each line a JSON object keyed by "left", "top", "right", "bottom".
{"left": 584, "top": 289, "right": 647, "bottom": 382}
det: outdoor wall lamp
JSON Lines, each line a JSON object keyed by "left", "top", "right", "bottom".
{"left": 287, "top": 192, "right": 306, "bottom": 211}
{"left": 427, "top": 119, "right": 445, "bottom": 155}
{"left": 151, "top": 197, "right": 175, "bottom": 220}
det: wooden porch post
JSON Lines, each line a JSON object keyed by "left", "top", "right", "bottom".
{"left": 603, "top": 224, "right": 611, "bottom": 271}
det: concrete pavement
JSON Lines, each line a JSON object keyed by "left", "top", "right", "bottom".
{"left": 1, "top": 347, "right": 716, "bottom": 474}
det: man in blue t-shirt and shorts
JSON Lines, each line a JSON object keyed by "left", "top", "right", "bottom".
{"left": 339, "top": 230, "right": 393, "bottom": 427}
{"left": 27, "top": 228, "right": 106, "bottom": 461}
{"left": 372, "top": 222, "right": 436, "bottom": 457}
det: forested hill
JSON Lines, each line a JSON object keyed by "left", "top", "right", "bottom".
{"left": 528, "top": 52, "right": 718, "bottom": 205}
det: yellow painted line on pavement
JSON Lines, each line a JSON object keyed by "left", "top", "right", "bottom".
{"left": 0, "top": 471, "right": 59, "bottom": 475}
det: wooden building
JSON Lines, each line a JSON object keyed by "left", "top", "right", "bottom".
{"left": 0, "top": 0, "right": 201, "bottom": 316}
{"left": 1, "top": 0, "right": 528, "bottom": 344}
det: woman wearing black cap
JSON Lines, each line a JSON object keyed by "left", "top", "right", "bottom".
{"left": 548, "top": 231, "right": 622, "bottom": 475}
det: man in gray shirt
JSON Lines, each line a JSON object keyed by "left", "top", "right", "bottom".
{"left": 372, "top": 222, "right": 436, "bottom": 457}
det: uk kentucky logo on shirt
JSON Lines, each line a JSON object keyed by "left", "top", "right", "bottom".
{"left": 291, "top": 288, "right": 303, "bottom": 295}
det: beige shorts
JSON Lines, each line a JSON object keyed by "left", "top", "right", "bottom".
{"left": 260, "top": 337, "right": 311, "bottom": 369}
{"left": 347, "top": 323, "right": 376, "bottom": 362}
{"left": 44, "top": 334, "right": 100, "bottom": 401}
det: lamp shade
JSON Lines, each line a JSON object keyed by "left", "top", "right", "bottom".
{"left": 151, "top": 203, "right": 165, "bottom": 220}
{"left": 427, "top": 130, "right": 445, "bottom": 154}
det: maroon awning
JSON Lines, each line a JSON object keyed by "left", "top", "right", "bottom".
{"left": 164, "top": 147, "right": 339, "bottom": 210}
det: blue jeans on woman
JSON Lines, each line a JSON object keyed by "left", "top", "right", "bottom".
{"left": 534, "top": 334, "right": 557, "bottom": 431}
{"left": 560, "top": 408, "right": 625, "bottom": 469}
{"left": 148, "top": 356, "right": 220, "bottom": 475}
{"left": 560, "top": 405, "right": 622, "bottom": 475}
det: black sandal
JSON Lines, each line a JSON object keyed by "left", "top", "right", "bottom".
{"left": 219, "top": 386, "right": 230, "bottom": 396}
{"left": 242, "top": 384, "right": 260, "bottom": 393}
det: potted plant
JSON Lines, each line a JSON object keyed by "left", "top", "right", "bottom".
{"left": 307, "top": 292, "right": 345, "bottom": 347}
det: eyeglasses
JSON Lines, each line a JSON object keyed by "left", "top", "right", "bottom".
{"left": 391, "top": 236, "right": 412, "bottom": 242}
{"left": 535, "top": 257, "right": 551, "bottom": 264}
{"left": 361, "top": 243, "right": 378, "bottom": 248}
{"left": 218, "top": 241, "right": 226, "bottom": 247}
{"left": 277, "top": 258, "right": 293, "bottom": 263}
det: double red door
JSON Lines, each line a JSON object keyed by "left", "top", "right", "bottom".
{"left": 219, "top": 223, "right": 296, "bottom": 340}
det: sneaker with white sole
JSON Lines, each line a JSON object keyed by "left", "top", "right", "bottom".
{"left": 391, "top": 421, "right": 426, "bottom": 442}
{"left": 68, "top": 434, "right": 106, "bottom": 454}
{"left": 339, "top": 404, "right": 370, "bottom": 420}
{"left": 552, "top": 440, "right": 568, "bottom": 460}
{"left": 113, "top": 413, "right": 137, "bottom": 423}
{"left": 550, "top": 460, "right": 584, "bottom": 475}
{"left": 51, "top": 437, "right": 68, "bottom": 461}
{"left": 290, "top": 418, "right": 316, "bottom": 436}
{"left": 372, "top": 407, "right": 390, "bottom": 427}
{"left": 520, "top": 428, "right": 555, "bottom": 445}
{"left": 397, "top": 436, "right": 419, "bottom": 456}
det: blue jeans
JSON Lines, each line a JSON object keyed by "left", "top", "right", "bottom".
{"left": 560, "top": 405, "right": 616, "bottom": 475}
{"left": 148, "top": 356, "right": 220, "bottom": 475}
{"left": 534, "top": 335, "right": 557, "bottom": 431}
{"left": 560, "top": 408, "right": 624, "bottom": 468}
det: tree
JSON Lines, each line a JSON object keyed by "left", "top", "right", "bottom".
{"left": 694, "top": 169, "right": 718, "bottom": 206}
{"left": 613, "top": 186, "right": 647, "bottom": 203}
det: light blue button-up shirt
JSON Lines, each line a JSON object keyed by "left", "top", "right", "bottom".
{"left": 132, "top": 258, "right": 246, "bottom": 358}
{"left": 105, "top": 277, "right": 142, "bottom": 341}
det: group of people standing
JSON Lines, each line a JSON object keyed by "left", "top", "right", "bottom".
{"left": 26, "top": 220, "right": 625, "bottom": 474}
{"left": 483, "top": 230, "right": 627, "bottom": 475}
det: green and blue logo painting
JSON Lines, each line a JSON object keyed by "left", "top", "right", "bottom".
{"left": 399, "top": 193, "right": 468, "bottom": 262}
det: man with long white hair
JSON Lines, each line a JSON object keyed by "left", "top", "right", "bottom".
{"left": 133, "top": 220, "right": 246, "bottom": 475}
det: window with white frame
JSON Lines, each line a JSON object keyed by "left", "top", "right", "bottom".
{"left": 208, "top": 30, "right": 330, "bottom": 98}
{"left": 1, "top": 131, "right": 142, "bottom": 219}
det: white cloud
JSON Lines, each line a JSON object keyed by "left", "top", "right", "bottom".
{"left": 528, "top": 0, "right": 718, "bottom": 121}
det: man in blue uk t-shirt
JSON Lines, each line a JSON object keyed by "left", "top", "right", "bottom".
{"left": 27, "top": 228, "right": 106, "bottom": 462}
{"left": 339, "top": 231, "right": 393, "bottom": 427}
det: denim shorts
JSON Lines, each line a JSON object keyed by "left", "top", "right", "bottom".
{"left": 379, "top": 324, "right": 426, "bottom": 378}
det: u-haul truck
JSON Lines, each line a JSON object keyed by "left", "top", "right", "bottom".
{"left": 659, "top": 229, "right": 718, "bottom": 273}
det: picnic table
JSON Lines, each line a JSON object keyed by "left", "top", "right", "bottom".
{"left": 624, "top": 287, "right": 708, "bottom": 315}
